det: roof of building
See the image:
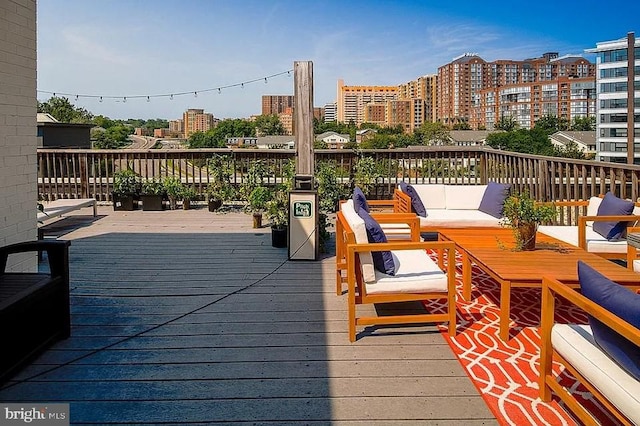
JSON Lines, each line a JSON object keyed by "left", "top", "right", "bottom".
{"left": 37, "top": 113, "right": 59, "bottom": 123}
{"left": 550, "top": 131, "right": 596, "bottom": 147}
{"left": 316, "top": 131, "right": 349, "bottom": 140}
{"left": 449, "top": 130, "right": 496, "bottom": 143}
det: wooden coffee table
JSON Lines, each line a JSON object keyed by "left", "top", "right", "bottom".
{"left": 439, "top": 228, "right": 640, "bottom": 340}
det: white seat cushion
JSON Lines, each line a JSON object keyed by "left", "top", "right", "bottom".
{"left": 633, "top": 259, "right": 640, "bottom": 273}
{"left": 340, "top": 200, "right": 376, "bottom": 282}
{"left": 366, "top": 249, "right": 447, "bottom": 294}
{"left": 552, "top": 324, "right": 640, "bottom": 424}
{"left": 419, "top": 209, "right": 502, "bottom": 228}
{"left": 444, "top": 185, "right": 487, "bottom": 210}
{"left": 538, "top": 225, "right": 628, "bottom": 254}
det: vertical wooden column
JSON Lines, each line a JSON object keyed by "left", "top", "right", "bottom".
{"left": 294, "top": 61, "right": 314, "bottom": 183}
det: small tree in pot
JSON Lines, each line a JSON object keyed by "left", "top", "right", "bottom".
{"left": 163, "top": 176, "right": 183, "bottom": 210}
{"left": 247, "top": 186, "right": 271, "bottom": 228}
{"left": 180, "top": 185, "right": 198, "bottom": 210}
{"left": 207, "top": 155, "right": 234, "bottom": 211}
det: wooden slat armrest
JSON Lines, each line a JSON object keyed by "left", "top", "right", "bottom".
{"left": 541, "top": 276, "right": 640, "bottom": 348}
{"left": 393, "top": 190, "right": 412, "bottom": 213}
{"left": 576, "top": 215, "right": 640, "bottom": 249}
{"left": 369, "top": 212, "right": 417, "bottom": 222}
{"left": 0, "top": 240, "right": 71, "bottom": 278}
{"left": 348, "top": 240, "right": 455, "bottom": 254}
{"left": 367, "top": 199, "right": 398, "bottom": 209}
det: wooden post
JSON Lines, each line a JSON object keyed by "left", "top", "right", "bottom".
{"left": 294, "top": 61, "right": 314, "bottom": 186}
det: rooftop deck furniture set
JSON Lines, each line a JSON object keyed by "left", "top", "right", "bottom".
{"left": 337, "top": 183, "right": 640, "bottom": 423}
{"left": 0, "top": 240, "right": 71, "bottom": 384}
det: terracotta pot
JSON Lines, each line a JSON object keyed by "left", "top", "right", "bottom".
{"left": 208, "top": 199, "right": 222, "bottom": 212}
{"left": 252, "top": 213, "right": 262, "bottom": 228}
{"left": 516, "top": 222, "right": 537, "bottom": 251}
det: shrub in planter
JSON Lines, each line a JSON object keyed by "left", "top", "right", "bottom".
{"left": 140, "top": 178, "right": 165, "bottom": 211}
{"left": 163, "top": 176, "right": 183, "bottom": 210}
{"left": 247, "top": 186, "right": 271, "bottom": 228}
{"left": 266, "top": 188, "right": 289, "bottom": 247}
{"left": 113, "top": 169, "right": 141, "bottom": 211}
{"left": 501, "top": 190, "right": 555, "bottom": 250}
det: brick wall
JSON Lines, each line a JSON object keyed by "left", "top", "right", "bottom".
{"left": 0, "top": 0, "right": 38, "bottom": 272}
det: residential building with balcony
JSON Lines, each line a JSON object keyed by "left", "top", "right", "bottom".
{"left": 336, "top": 79, "right": 398, "bottom": 126}
{"left": 440, "top": 53, "right": 595, "bottom": 130}
{"left": 182, "top": 109, "right": 217, "bottom": 139}
{"left": 586, "top": 32, "right": 640, "bottom": 164}
{"left": 169, "top": 119, "right": 184, "bottom": 135}
{"left": 324, "top": 102, "right": 337, "bottom": 122}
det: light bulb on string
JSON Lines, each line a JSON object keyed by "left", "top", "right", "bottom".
{"left": 218, "top": 88, "right": 221, "bottom": 94}
{"left": 170, "top": 94, "right": 173, "bottom": 100}
{"left": 99, "top": 96, "right": 103, "bottom": 103}
{"left": 123, "top": 97, "right": 127, "bottom": 103}
{"left": 264, "top": 77, "right": 268, "bottom": 83}
{"left": 241, "top": 83, "right": 244, "bottom": 89}
{"left": 75, "top": 95, "right": 79, "bottom": 101}
{"left": 147, "top": 96, "right": 150, "bottom": 102}
{"left": 194, "top": 92, "right": 198, "bottom": 98}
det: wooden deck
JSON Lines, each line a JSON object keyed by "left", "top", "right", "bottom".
{"left": 0, "top": 205, "right": 496, "bottom": 424}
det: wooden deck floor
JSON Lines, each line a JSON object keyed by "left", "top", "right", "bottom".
{"left": 0, "top": 205, "right": 496, "bottom": 425}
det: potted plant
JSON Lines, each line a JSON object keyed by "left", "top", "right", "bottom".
{"left": 163, "top": 176, "right": 183, "bottom": 210}
{"left": 207, "top": 155, "right": 234, "bottom": 212}
{"left": 247, "top": 186, "right": 271, "bottom": 228}
{"left": 265, "top": 188, "right": 289, "bottom": 247}
{"left": 112, "top": 169, "right": 141, "bottom": 211}
{"left": 180, "top": 185, "right": 198, "bottom": 210}
{"left": 501, "top": 190, "right": 555, "bottom": 250}
{"left": 140, "top": 178, "right": 165, "bottom": 211}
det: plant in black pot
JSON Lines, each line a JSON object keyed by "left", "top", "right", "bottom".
{"left": 112, "top": 169, "right": 141, "bottom": 211}
{"left": 140, "top": 178, "right": 165, "bottom": 211}
{"left": 163, "top": 176, "right": 183, "bottom": 210}
{"left": 266, "top": 188, "right": 288, "bottom": 248}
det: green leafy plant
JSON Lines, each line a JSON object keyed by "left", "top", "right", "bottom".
{"left": 206, "top": 155, "right": 235, "bottom": 203}
{"left": 180, "top": 185, "right": 197, "bottom": 201}
{"left": 162, "top": 176, "right": 183, "bottom": 199}
{"left": 113, "top": 169, "right": 141, "bottom": 196}
{"left": 265, "top": 188, "right": 288, "bottom": 229}
{"left": 316, "top": 160, "right": 350, "bottom": 252}
{"left": 247, "top": 186, "right": 271, "bottom": 214}
{"left": 353, "top": 156, "right": 381, "bottom": 196}
{"left": 501, "top": 190, "right": 555, "bottom": 250}
{"left": 141, "top": 178, "right": 165, "bottom": 196}
{"left": 240, "top": 160, "right": 270, "bottom": 202}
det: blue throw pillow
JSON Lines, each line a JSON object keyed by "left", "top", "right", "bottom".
{"left": 592, "top": 192, "right": 635, "bottom": 240}
{"left": 577, "top": 261, "right": 640, "bottom": 380}
{"left": 403, "top": 184, "right": 427, "bottom": 217}
{"left": 478, "top": 182, "right": 511, "bottom": 218}
{"left": 353, "top": 186, "right": 369, "bottom": 213}
{"left": 357, "top": 208, "right": 395, "bottom": 275}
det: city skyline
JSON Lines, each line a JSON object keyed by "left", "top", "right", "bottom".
{"left": 37, "top": 0, "right": 639, "bottom": 120}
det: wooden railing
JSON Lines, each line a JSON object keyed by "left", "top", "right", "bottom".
{"left": 38, "top": 146, "right": 640, "bottom": 208}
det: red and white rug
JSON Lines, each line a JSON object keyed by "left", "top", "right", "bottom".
{"left": 424, "top": 253, "right": 620, "bottom": 426}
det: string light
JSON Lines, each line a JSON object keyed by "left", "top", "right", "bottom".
{"left": 37, "top": 69, "right": 293, "bottom": 103}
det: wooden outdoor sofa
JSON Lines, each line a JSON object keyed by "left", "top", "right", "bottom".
{"left": 540, "top": 275, "right": 640, "bottom": 425}
{"left": 37, "top": 198, "right": 97, "bottom": 238}
{"left": 0, "top": 240, "right": 71, "bottom": 383}
{"left": 336, "top": 199, "right": 457, "bottom": 342}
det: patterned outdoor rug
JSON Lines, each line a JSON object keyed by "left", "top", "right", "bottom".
{"left": 423, "top": 253, "right": 619, "bottom": 426}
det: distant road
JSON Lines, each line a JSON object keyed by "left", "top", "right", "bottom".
{"left": 128, "top": 135, "right": 157, "bottom": 149}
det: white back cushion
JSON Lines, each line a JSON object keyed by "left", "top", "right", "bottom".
{"left": 411, "top": 184, "right": 446, "bottom": 209}
{"left": 340, "top": 200, "right": 376, "bottom": 282}
{"left": 445, "top": 185, "right": 487, "bottom": 210}
{"left": 586, "top": 196, "right": 602, "bottom": 227}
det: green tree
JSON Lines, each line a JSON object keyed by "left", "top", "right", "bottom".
{"left": 93, "top": 125, "right": 132, "bottom": 149}
{"left": 413, "top": 121, "right": 451, "bottom": 145}
{"left": 486, "top": 128, "right": 554, "bottom": 155}
{"left": 570, "top": 116, "right": 596, "bottom": 131}
{"left": 38, "top": 96, "right": 93, "bottom": 123}
{"left": 452, "top": 122, "right": 471, "bottom": 130}
{"left": 495, "top": 116, "right": 518, "bottom": 131}
{"left": 534, "top": 114, "right": 570, "bottom": 134}
{"left": 254, "top": 114, "right": 285, "bottom": 136}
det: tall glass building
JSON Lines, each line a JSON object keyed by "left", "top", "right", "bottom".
{"left": 586, "top": 32, "right": 640, "bottom": 164}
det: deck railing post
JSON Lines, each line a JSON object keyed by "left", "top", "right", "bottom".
{"left": 79, "top": 152, "right": 89, "bottom": 199}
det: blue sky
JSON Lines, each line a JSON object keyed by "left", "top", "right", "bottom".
{"left": 37, "top": 0, "right": 639, "bottom": 121}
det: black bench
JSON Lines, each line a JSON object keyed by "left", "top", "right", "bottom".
{"left": 0, "top": 240, "right": 71, "bottom": 383}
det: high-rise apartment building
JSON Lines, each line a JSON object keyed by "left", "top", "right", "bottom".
{"left": 182, "top": 109, "right": 217, "bottom": 139}
{"left": 262, "top": 95, "right": 294, "bottom": 115}
{"left": 336, "top": 79, "right": 398, "bottom": 126}
{"left": 324, "top": 102, "right": 337, "bottom": 122}
{"left": 439, "top": 53, "right": 595, "bottom": 129}
{"left": 586, "top": 32, "right": 640, "bottom": 164}
{"left": 169, "top": 119, "right": 184, "bottom": 134}
{"left": 397, "top": 75, "right": 437, "bottom": 130}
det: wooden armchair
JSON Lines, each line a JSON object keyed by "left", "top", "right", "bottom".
{"left": 337, "top": 205, "right": 457, "bottom": 342}
{"left": 538, "top": 197, "right": 640, "bottom": 261}
{"left": 539, "top": 276, "right": 640, "bottom": 425}
{"left": 0, "top": 240, "right": 71, "bottom": 383}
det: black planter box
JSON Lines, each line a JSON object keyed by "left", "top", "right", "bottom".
{"left": 113, "top": 194, "right": 136, "bottom": 211}
{"left": 141, "top": 195, "right": 164, "bottom": 211}
{"left": 271, "top": 226, "right": 287, "bottom": 248}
